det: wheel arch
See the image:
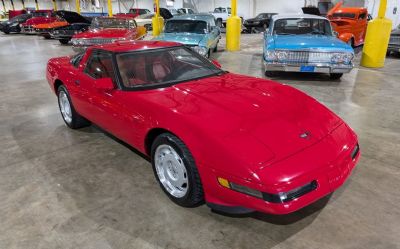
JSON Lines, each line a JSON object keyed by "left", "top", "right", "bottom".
{"left": 54, "top": 79, "right": 63, "bottom": 93}
{"left": 144, "top": 127, "right": 179, "bottom": 156}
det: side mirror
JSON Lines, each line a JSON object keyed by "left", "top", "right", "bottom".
{"left": 94, "top": 78, "right": 114, "bottom": 91}
{"left": 211, "top": 59, "right": 222, "bottom": 68}
{"left": 333, "top": 31, "right": 339, "bottom": 37}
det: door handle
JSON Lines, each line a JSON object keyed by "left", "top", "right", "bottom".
{"left": 74, "top": 80, "right": 80, "bottom": 85}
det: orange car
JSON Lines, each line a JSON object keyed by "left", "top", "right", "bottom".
{"left": 32, "top": 10, "right": 90, "bottom": 39}
{"left": 327, "top": 2, "right": 369, "bottom": 47}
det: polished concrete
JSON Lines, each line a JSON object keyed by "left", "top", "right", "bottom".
{"left": 0, "top": 33, "right": 399, "bottom": 249}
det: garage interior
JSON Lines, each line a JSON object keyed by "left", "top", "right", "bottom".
{"left": 1, "top": 0, "right": 400, "bottom": 248}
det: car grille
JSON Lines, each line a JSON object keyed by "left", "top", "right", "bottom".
{"left": 389, "top": 36, "right": 400, "bottom": 45}
{"left": 277, "top": 50, "right": 335, "bottom": 64}
{"left": 78, "top": 38, "right": 115, "bottom": 46}
{"left": 21, "top": 25, "right": 35, "bottom": 33}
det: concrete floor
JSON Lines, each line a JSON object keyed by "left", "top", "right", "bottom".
{"left": 0, "top": 33, "right": 399, "bottom": 249}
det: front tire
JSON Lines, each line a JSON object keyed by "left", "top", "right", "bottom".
{"left": 151, "top": 133, "right": 204, "bottom": 207}
{"left": 59, "top": 38, "right": 70, "bottom": 45}
{"left": 330, "top": 73, "right": 343, "bottom": 80}
{"left": 57, "top": 85, "right": 90, "bottom": 129}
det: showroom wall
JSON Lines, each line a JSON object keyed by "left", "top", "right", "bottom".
{"left": 2, "top": 0, "right": 56, "bottom": 11}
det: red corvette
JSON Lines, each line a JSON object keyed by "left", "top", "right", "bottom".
{"left": 46, "top": 41, "right": 360, "bottom": 215}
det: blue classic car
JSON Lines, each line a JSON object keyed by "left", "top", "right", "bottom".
{"left": 154, "top": 14, "right": 221, "bottom": 58}
{"left": 264, "top": 14, "right": 354, "bottom": 79}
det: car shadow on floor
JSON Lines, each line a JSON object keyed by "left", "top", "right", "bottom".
{"left": 211, "top": 194, "right": 332, "bottom": 225}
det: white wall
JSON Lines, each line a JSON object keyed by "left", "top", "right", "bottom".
{"left": 366, "top": 0, "right": 400, "bottom": 27}
{"left": 2, "top": 0, "right": 56, "bottom": 11}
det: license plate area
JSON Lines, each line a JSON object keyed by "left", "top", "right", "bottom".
{"left": 300, "top": 65, "right": 315, "bottom": 72}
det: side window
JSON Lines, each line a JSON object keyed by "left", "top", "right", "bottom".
{"left": 188, "top": 9, "right": 194, "bottom": 14}
{"left": 84, "top": 52, "right": 116, "bottom": 81}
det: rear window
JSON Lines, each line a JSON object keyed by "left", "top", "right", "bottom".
{"left": 332, "top": 12, "right": 356, "bottom": 19}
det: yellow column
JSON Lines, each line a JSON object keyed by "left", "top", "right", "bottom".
{"left": 52, "top": 0, "right": 57, "bottom": 11}
{"left": 34, "top": 0, "right": 39, "bottom": 10}
{"left": 75, "top": 0, "right": 80, "bottom": 14}
{"left": 226, "top": 0, "right": 241, "bottom": 51}
{"left": 151, "top": 0, "right": 164, "bottom": 36}
{"left": 360, "top": 0, "right": 392, "bottom": 68}
{"left": 21, "top": 0, "right": 25, "bottom": 9}
{"left": 10, "top": 0, "right": 15, "bottom": 10}
{"left": 108, "top": 0, "right": 112, "bottom": 17}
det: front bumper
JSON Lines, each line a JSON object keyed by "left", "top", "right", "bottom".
{"left": 264, "top": 61, "right": 353, "bottom": 74}
{"left": 202, "top": 123, "right": 360, "bottom": 215}
{"left": 388, "top": 44, "right": 400, "bottom": 53}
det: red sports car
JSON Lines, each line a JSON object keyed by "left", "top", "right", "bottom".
{"left": 71, "top": 17, "right": 146, "bottom": 52}
{"left": 46, "top": 41, "right": 360, "bottom": 215}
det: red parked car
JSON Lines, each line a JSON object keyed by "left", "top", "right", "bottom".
{"left": 20, "top": 11, "right": 55, "bottom": 34}
{"left": 46, "top": 41, "right": 360, "bottom": 215}
{"left": 71, "top": 16, "right": 146, "bottom": 52}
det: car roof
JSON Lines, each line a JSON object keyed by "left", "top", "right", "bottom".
{"left": 91, "top": 40, "right": 183, "bottom": 53}
{"left": 273, "top": 14, "right": 328, "bottom": 21}
{"left": 169, "top": 14, "right": 214, "bottom": 21}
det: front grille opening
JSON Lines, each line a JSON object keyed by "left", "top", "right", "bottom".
{"left": 351, "top": 144, "right": 360, "bottom": 160}
{"left": 262, "top": 180, "right": 318, "bottom": 203}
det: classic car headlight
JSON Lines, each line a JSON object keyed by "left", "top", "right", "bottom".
{"left": 331, "top": 52, "right": 354, "bottom": 64}
{"left": 265, "top": 50, "right": 277, "bottom": 61}
{"left": 276, "top": 51, "right": 288, "bottom": 61}
{"left": 191, "top": 46, "right": 208, "bottom": 56}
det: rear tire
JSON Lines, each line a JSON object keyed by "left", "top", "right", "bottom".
{"left": 57, "top": 85, "right": 90, "bottom": 129}
{"left": 151, "top": 133, "right": 204, "bottom": 207}
{"left": 330, "top": 73, "right": 343, "bottom": 80}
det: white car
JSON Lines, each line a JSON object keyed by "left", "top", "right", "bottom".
{"left": 135, "top": 13, "right": 154, "bottom": 31}
{"left": 211, "top": 7, "right": 243, "bottom": 27}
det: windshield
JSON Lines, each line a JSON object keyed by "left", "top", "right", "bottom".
{"left": 256, "top": 13, "right": 273, "bottom": 19}
{"left": 165, "top": 20, "right": 207, "bottom": 34}
{"left": 116, "top": 47, "right": 223, "bottom": 88}
{"left": 273, "top": 18, "right": 332, "bottom": 35}
{"left": 91, "top": 18, "right": 136, "bottom": 29}
{"left": 332, "top": 12, "right": 356, "bottom": 19}
{"left": 9, "top": 14, "right": 30, "bottom": 22}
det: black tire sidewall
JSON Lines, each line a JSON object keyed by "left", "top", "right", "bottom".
{"left": 151, "top": 134, "right": 203, "bottom": 207}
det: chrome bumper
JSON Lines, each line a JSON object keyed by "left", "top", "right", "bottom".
{"left": 264, "top": 61, "right": 353, "bottom": 74}
{"left": 388, "top": 45, "right": 400, "bottom": 52}
{"left": 21, "top": 26, "right": 37, "bottom": 34}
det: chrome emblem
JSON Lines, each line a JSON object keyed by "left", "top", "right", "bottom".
{"left": 299, "top": 131, "right": 311, "bottom": 139}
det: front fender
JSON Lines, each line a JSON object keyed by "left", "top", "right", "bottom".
{"left": 339, "top": 33, "right": 354, "bottom": 43}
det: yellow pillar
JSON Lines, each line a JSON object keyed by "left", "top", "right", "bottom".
{"left": 34, "top": 0, "right": 39, "bottom": 10}
{"left": 360, "top": 0, "right": 392, "bottom": 68}
{"left": 75, "top": 0, "right": 80, "bottom": 14}
{"left": 107, "top": 0, "right": 112, "bottom": 17}
{"left": 226, "top": 0, "right": 241, "bottom": 51}
{"left": 151, "top": 0, "right": 164, "bottom": 36}
{"left": 52, "top": 0, "right": 57, "bottom": 11}
{"left": 21, "top": 0, "right": 25, "bottom": 9}
{"left": 10, "top": 0, "right": 15, "bottom": 10}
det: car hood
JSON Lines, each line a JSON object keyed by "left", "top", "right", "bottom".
{"left": 73, "top": 28, "right": 129, "bottom": 39}
{"left": 272, "top": 34, "right": 351, "bottom": 51}
{"left": 34, "top": 21, "right": 68, "bottom": 29}
{"left": 157, "top": 33, "right": 204, "bottom": 46}
{"left": 162, "top": 73, "right": 342, "bottom": 169}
